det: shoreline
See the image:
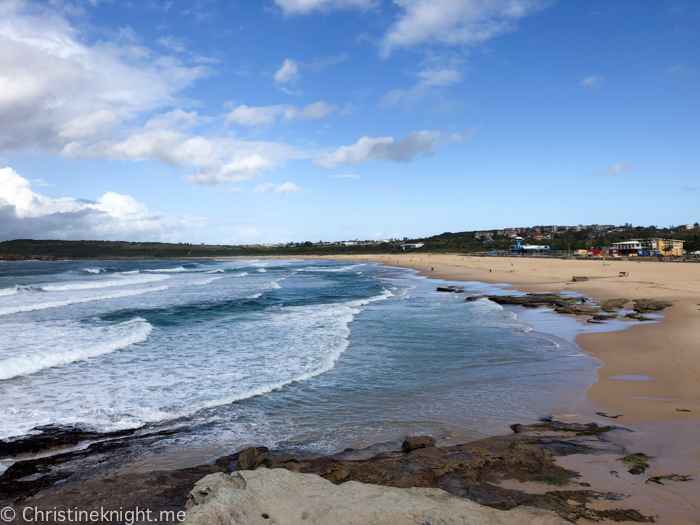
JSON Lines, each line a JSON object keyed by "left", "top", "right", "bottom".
{"left": 296, "top": 253, "right": 700, "bottom": 523}
{"left": 2, "top": 255, "right": 699, "bottom": 523}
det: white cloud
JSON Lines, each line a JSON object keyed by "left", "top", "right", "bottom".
{"left": 681, "top": 186, "right": 697, "bottom": 192}
{"left": 592, "top": 162, "right": 636, "bottom": 177}
{"left": 331, "top": 174, "right": 360, "bottom": 178}
{"left": 274, "top": 59, "right": 299, "bottom": 84}
{"left": 381, "top": 65, "right": 461, "bottom": 107}
{"left": 225, "top": 101, "right": 336, "bottom": 126}
{"left": 0, "top": 4, "right": 313, "bottom": 186}
{"left": 226, "top": 105, "right": 287, "bottom": 126}
{"left": 274, "top": 182, "right": 303, "bottom": 195}
{"left": 379, "top": 0, "right": 547, "bottom": 57}
{"left": 0, "top": 3, "right": 210, "bottom": 156}
{"left": 254, "top": 182, "right": 277, "bottom": 194}
{"left": 377, "top": 185, "right": 391, "bottom": 192}
{"left": 275, "top": 0, "right": 376, "bottom": 15}
{"left": 284, "top": 101, "right": 336, "bottom": 120}
{"left": 340, "top": 102, "right": 356, "bottom": 115}
{"left": 667, "top": 64, "right": 698, "bottom": 76}
{"left": 157, "top": 35, "right": 186, "bottom": 53}
{"left": 253, "top": 182, "right": 304, "bottom": 195}
{"left": 581, "top": 75, "right": 602, "bottom": 87}
{"left": 315, "top": 129, "right": 467, "bottom": 168}
{"left": 0, "top": 167, "right": 201, "bottom": 241}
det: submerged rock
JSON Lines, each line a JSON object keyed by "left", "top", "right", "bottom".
{"left": 182, "top": 469, "right": 570, "bottom": 525}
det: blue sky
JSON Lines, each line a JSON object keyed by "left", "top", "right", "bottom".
{"left": 1, "top": 0, "right": 698, "bottom": 244}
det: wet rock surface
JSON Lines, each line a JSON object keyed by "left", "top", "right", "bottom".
{"left": 402, "top": 436, "right": 436, "bottom": 453}
{"left": 633, "top": 299, "right": 673, "bottom": 313}
{"left": 598, "top": 299, "right": 629, "bottom": 312}
{"left": 0, "top": 422, "right": 654, "bottom": 523}
{"left": 481, "top": 294, "right": 672, "bottom": 324}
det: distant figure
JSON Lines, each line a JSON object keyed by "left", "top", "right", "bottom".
{"left": 431, "top": 267, "right": 434, "bottom": 271}
{"left": 490, "top": 269, "right": 492, "bottom": 273}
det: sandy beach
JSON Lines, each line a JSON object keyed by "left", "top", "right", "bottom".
{"left": 291, "top": 253, "right": 700, "bottom": 523}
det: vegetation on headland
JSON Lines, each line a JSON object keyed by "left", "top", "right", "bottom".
{"left": 1, "top": 223, "right": 699, "bottom": 260}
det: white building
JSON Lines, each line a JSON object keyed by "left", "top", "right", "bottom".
{"left": 400, "top": 243, "right": 424, "bottom": 250}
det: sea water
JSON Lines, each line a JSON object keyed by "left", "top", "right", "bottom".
{"left": 0, "top": 258, "right": 600, "bottom": 458}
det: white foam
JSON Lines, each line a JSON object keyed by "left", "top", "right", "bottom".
{"left": 143, "top": 266, "right": 187, "bottom": 273}
{"left": 257, "top": 268, "right": 267, "bottom": 273}
{"left": 0, "top": 318, "right": 153, "bottom": 380}
{"left": 186, "top": 276, "right": 224, "bottom": 286}
{"left": 0, "top": 286, "right": 169, "bottom": 316}
{"left": 41, "top": 274, "right": 170, "bottom": 291}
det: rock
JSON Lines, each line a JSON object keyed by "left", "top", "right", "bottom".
{"left": 539, "top": 415, "right": 554, "bottom": 422}
{"left": 598, "top": 298, "right": 628, "bottom": 312}
{"left": 554, "top": 304, "right": 601, "bottom": 315}
{"left": 181, "top": 469, "right": 570, "bottom": 525}
{"left": 402, "top": 436, "right": 436, "bottom": 453}
{"left": 633, "top": 299, "right": 673, "bottom": 313}
{"left": 586, "top": 319, "right": 603, "bottom": 324}
{"left": 0, "top": 425, "right": 137, "bottom": 458}
{"left": 269, "top": 454, "right": 298, "bottom": 469}
{"left": 595, "top": 412, "right": 623, "bottom": 419}
{"left": 436, "top": 286, "right": 464, "bottom": 293}
{"left": 485, "top": 294, "right": 578, "bottom": 309}
{"left": 237, "top": 447, "right": 269, "bottom": 471}
{"left": 592, "top": 314, "right": 617, "bottom": 320}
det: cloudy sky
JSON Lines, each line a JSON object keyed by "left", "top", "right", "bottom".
{"left": 1, "top": 0, "right": 698, "bottom": 243}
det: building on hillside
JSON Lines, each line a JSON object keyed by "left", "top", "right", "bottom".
{"left": 541, "top": 225, "right": 558, "bottom": 233}
{"left": 672, "top": 224, "right": 696, "bottom": 232}
{"left": 400, "top": 243, "right": 424, "bottom": 250}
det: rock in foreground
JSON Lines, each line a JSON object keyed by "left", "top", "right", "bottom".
{"left": 183, "top": 469, "right": 569, "bottom": 525}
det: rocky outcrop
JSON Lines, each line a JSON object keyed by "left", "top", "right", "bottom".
{"left": 633, "top": 299, "right": 673, "bottom": 313}
{"left": 483, "top": 294, "right": 577, "bottom": 309}
{"left": 598, "top": 299, "right": 629, "bottom": 312}
{"left": 437, "top": 286, "right": 465, "bottom": 293}
{"left": 236, "top": 447, "right": 269, "bottom": 471}
{"left": 182, "top": 469, "right": 570, "bottom": 525}
{"left": 553, "top": 304, "right": 601, "bottom": 315}
{"left": 402, "top": 436, "right": 436, "bottom": 453}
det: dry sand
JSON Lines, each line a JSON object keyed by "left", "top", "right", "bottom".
{"left": 289, "top": 253, "right": 700, "bottom": 523}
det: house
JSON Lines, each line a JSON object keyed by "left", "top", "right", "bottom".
{"left": 611, "top": 239, "right": 684, "bottom": 256}
{"left": 400, "top": 243, "right": 424, "bottom": 250}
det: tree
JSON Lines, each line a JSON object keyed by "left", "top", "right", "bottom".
{"left": 640, "top": 237, "right": 653, "bottom": 254}
{"left": 684, "top": 235, "right": 700, "bottom": 255}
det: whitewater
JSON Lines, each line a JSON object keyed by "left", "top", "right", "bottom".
{"left": 0, "top": 258, "right": 600, "bottom": 455}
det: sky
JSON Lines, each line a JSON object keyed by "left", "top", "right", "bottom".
{"left": 0, "top": 0, "right": 698, "bottom": 244}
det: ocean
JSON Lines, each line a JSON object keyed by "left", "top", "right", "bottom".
{"left": 0, "top": 258, "right": 601, "bottom": 463}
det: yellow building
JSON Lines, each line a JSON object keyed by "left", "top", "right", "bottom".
{"left": 657, "top": 239, "right": 684, "bottom": 256}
